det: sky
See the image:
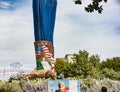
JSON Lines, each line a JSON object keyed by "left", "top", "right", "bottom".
{"left": 0, "top": 0, "right": 120, "bottom": 68}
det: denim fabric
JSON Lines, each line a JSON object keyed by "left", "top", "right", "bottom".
{"left": 33, "top": 0, "right": 57, "bottom": 44}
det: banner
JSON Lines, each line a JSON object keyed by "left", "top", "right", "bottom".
{"left": 48, "top": 80, "right": 81, "bottom": 92}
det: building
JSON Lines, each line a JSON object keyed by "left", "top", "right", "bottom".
{"left": 65, "top": 54, "right": 76, "bottom": 63}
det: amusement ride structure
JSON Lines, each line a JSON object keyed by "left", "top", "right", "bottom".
{"left": 0, "top": 62, "right": 32, "bottom": 80}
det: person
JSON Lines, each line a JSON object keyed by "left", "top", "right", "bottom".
{"left": 33, "top": 0, "right": 57, "bottom": 44}
{"left": 55, "top": 82, "right": 69, "bottom": 92}
{"left": 101, "top": 86, "right": 107, "bottom": 92}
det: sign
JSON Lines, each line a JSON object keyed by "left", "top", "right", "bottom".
{"left": 48, "top": 80, "right": 80, "bottom": 92}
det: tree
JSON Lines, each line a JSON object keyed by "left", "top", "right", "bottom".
{"left": 100, "top": 57, "right": 120, "bottom": 80}
{"left": 74, "top": 50, "right": 93, "bottom": 78}
{"left": 64, "top": 62, "right": 76, "bottom": 77}
{"left": 100, "top": 57, "right": 120, "bottom": 71}
{"left": 101, "top": 68, "right": 118, "bottom": 80}
{"left": 55, "top": 58, "right": 67, "bottom": 76}
{"left": 73, "top": 0, "right": 108, "bottom": 13}
{"left": 59, "top": 50, "right": 102, "bottom": 78}
{"left": 89, "top": 54, "right": 100, "bottom": 67}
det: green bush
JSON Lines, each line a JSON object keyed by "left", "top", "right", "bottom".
{"left": 0, "top": 78, "right": 120, "bottom": 92}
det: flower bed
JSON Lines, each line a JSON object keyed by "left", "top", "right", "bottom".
{"left": 0, "top": 78, "right": 120, "bottom": 92}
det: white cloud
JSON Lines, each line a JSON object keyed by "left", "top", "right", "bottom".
{"left": 0, "top": 0, "right": 36, "bottom": 68}
{"left": 0, "top": 1, "right": 12, "bottom": 9}
{"left": 54, "top": 0, "right": 120, "bottom": 60}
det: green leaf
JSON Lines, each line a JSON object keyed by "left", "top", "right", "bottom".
{"left": 104, "top": 0, "right": 107, "bottom": 3}
{"left": 85, "top": 7, "right": 89, "bottom": 12}
{"left": 75, "top": 0, "right": 82, "bottom": 4}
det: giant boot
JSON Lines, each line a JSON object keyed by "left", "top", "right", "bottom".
{"left": 34, "top": 40, "right": 54, "bottom": 70}
{"left": 25, "top": 40, "right": 55, "bottom": 79}
{"left": 21, "top": 41, "right": 55, "bottom": 80}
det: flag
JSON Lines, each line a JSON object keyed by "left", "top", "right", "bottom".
{"left": 42, "top": 45, "right": 51, "bottom": 57}
{"left": 37, "top": 45, "right": 55, "bottom": 70}
{"left": 36, "top": 45, "right": 42, "bottom": 58}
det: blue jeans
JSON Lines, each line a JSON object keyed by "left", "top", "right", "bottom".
{"left": 33, "top": 0, "right": 57, "bottom": 44}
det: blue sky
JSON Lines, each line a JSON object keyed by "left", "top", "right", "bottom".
{"left": 0, "top": 0, "right": 27, "bottom": 10}
{"left": 0, "top": 0, "right": 120, "bottom": 68}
